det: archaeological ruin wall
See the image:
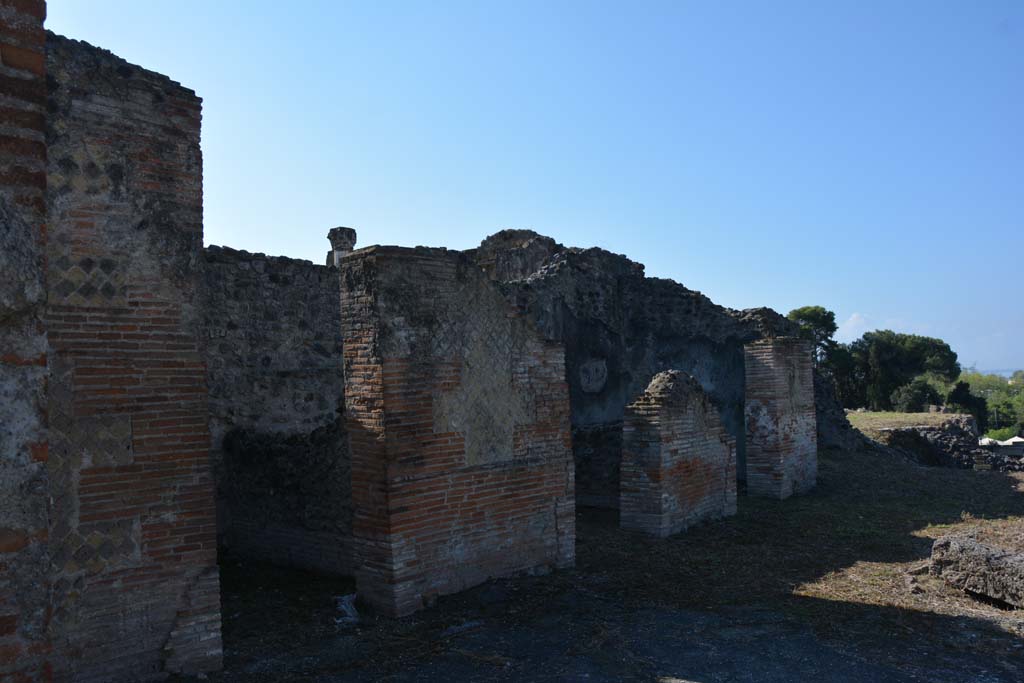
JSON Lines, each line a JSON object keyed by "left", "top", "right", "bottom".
{"left": 43, "top": 31, "right": 221, "bottom": 678}
{"left": 0, "top": 1, "right": 49, "bottom": 678}
{"left": 744, "top": 338, "right": 818, "bottom": 498}
{"left": 621, "top": 371, "right": 737, "bottom": 537}
{"left": 201, "top": 245, "right": 352, "bottom": 574}
{"left": 2, "top": 4, "right": 826, "bottom": 676}
{"left": 340, "top": 246, "right": 575, "bottom": 616}
{"left": 470, "top": 230, "right": 807, "bottom": 506}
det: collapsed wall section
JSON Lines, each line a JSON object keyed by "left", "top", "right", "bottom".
{"left": 473, "top": 230, "right": 802, "bottom": 507}
{"left": 0, "top": 1, "right": 50, "bottom": 678}
{"left": 340, "top": 246, "right": 574, "bottom": 616}
{"left": 621, "top": 370, "right": 737, "bottom": 537}
{"left": 201, "top": 246, "right": 351, "bottom": 574}
{"left": 744, "top": 338, "right": 818, "bottom": 499}
{"left": 44, "top": 33, "right": 221, "bottom": 678}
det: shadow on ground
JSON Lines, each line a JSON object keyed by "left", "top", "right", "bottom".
{"left": 176, "top": 448, "right": 1024, "bottom": 682}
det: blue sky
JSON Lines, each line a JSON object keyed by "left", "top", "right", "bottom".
{"left": 49, "top": 1, "right": 1022, "bottom": 371}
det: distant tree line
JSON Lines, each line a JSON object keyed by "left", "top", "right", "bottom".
{"left": 786, "top": 306, "right": 1024, "bottom": 438}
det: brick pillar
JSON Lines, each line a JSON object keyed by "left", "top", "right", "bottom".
{"left": 0, "top": 1, "right": 51, "bottom": 678}
{"left": 43, "top": 33, "right": 222, "bottom": 678}
{"left": 744, "top": 337, "right": 817, "bottom": 499}
{"left": 620, "top": 371, "right": 737, "bottom": 537}
{"left": 340, "top": 246, "right": 574, "bottom": 616}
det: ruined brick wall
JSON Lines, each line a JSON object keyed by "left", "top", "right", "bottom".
{"left": 44, "top": 33, "right": 221, "bottom": 679}
{"left": 744, "top": 338, "right": 818, "bottom": 499}
{"left": 0, "top": 1, "right": 50, "bottom": 678}
{"left": 473, "top": 230, "right": 800, "bottom": 507}
{"left": 341, "top": 246, "right": 574, "bottom": 616}
{"left": 201, "top": 245, "right": 351, "bottom": 575}
{"left": 621, "top": 371, "right": 737, "bottom": 537}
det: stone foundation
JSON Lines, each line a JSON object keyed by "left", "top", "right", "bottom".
{"left": 621, "top": 371, "right": 737, "bottom": 537}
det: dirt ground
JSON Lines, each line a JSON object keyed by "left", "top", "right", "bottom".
{"left": 175, "top": 447, "right": 1024, "bottom": 682}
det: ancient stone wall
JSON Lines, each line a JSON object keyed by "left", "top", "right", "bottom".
{"left": 44, "top": 32, "right": 221, "bottom": 679}
{"left": 472, "top": 230, "right": 801, "bottom": 507}
{"left": 341, "top": 246, "right": 574, "bottom": 616}
{"left": 814, "top": 369, "right": 871, "bottom": 452}
{"left": 877, "top": 414, "right": 997, "bottom": 470}
{"left": 744, "top": 338, "right": 818, "bottom": 499}
{"left": 201, "top": 245, "right": 351, "bottom": 575}
{"left": 621, "top": 371, "right": 737, "bottom": 537}
{"left": 0, "top": 1, "right": 50, "bottom": 678}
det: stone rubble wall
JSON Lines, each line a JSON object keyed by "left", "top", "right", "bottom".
{"left": 814, "top": 370, "right": 872, "bottom": 452}
{"left": 744, "top": 338, "right": 818, "bottom": 499}
{"left": 200, "top": 246, "right": 352, "bottom": 575}
{"left": 0, "top": 1, "right": 50, "bottom": 678}
{"left": 341, "top": 246, "right": 574, "bottom": 616}
{"left": 43, "top": 31, "right": 221, "bottom": 679}
{"left": 875, "top": 414, "right": 1024, "bottom": 471}
{"left": 469, "top": 230, "right": 808, "bottom": 507}
{"left": 621, "top": 370, "right": 737, "bottom": 537}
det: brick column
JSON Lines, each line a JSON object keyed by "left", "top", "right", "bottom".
{"left": 744, "top": 337, "right": 817, "bottom": 499}
{"left": 341, "top": 246, "right": 574, "bottom": 616}
{"left": 44, "top": 33, "right": 222, "bottom": 678}
{"left": 621, "top": 371, "right": 737, "bottom": 537}
{"left": 0, "top": 1, "right": 50, "bottom": 678}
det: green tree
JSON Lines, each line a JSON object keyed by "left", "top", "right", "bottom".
{"left": 988, "top": 396, "right": 1019, "bottom": 430}
{"left": 890, "top": 378, "right": 941, "bottom": 413}
{"left": 956, "top": 369, "right": 1024, "bottom": 433}
{"left": 845, "top": 331, "right": 960, "bottom": 411}
{"left": 828, "top": 344, "right": 863, "bottom": 408}
{"left": 946, "top": 381, "right": 989, "bottom": 432}
{"left": 787, "top": 306, "right": 838, "bottom": 368}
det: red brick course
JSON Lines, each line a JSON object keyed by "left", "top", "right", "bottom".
{"left": 621, "top": 371, "right": 737, "bottom": 537}
{"left": 341, "top": 247, "right": 574, "bottom": 616}
{"left": 39, "top": 29, "right": 222, "bottom": 680}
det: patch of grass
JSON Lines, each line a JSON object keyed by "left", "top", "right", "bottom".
{"left": 847, "top": 411, "right": 961, "bottom": 442}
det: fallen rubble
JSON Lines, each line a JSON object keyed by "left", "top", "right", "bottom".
{"left": 931, "top": 534, "right": 1024, "bottom": 608}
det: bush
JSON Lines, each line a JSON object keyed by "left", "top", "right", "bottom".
{"left": 890, "top": 378, "right": 941, "bottom": 413}
{"left": 946, "top": 381, "right": 989, "bottom": 433}
{"left": 985, "top": 426, "right": 1020, "bottom": 441}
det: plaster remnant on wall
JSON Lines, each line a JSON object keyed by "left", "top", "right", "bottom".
{"left": 744, "top": 338, "right": 818, "bottom": 499}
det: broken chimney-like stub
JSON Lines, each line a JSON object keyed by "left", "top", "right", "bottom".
{"left": 327, "top": 226, "right": 358, "bottom": 266}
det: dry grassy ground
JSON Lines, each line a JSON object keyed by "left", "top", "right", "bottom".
{"left": 183, "top": 446, "right": 1024, "bottom": 681}
{"left": 846, "top": 411, "right": 956, "bottom": 442}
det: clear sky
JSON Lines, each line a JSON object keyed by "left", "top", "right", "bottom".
{"left": 48, "top": 1, "right": 1022, "bottom": 372}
